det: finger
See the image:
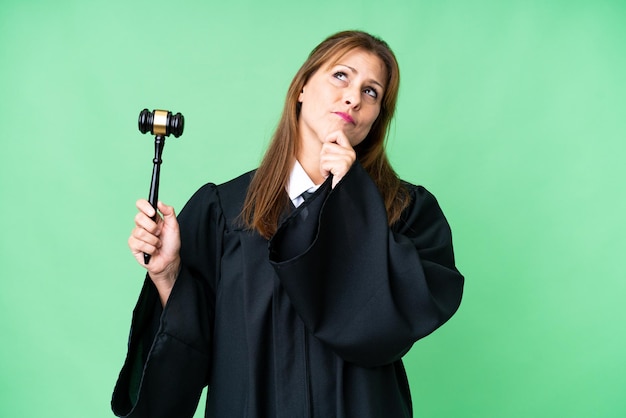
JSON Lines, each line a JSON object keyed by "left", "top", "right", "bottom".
{"left": 132, "top": 226, "right": 162, "bottom": 247}
{"left": 136, "top": 199, "right": 157, "bottom": 218}
{"left": 320, "top": 150, "right": 355, "bottom": 188}
{"left": 320, "top": 160, "right": 350, "bottom": 180}
{"left": 320, "top": 155, "right": 353, "bottom": 167}
{"left": 320, "top": 160, "right": 351, "bottom": 177}
{"left": 321, "top": 141, "right": 354, "bottom": 157}
{"left": 128, "top": 233, "right": 160, "bottom": 257}
{"left": 134, "top": 211, "right": 160, "bottom": 235}
{"left": 320, "top": 144, "right": 356, "bottom": 167}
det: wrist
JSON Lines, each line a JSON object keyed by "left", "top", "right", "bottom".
{"left": 150, "top": 258, "right": 181, "bottom": 305}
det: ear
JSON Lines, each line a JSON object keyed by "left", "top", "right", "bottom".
{"left": 298, "top": 86, "right": 305, "bottom": 103}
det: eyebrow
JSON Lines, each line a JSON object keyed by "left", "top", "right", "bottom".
{"left": 337, "top": 64, "right": 385, "bottom": 91}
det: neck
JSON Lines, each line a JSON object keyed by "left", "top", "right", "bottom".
{"left": 296, "top": 133, "right": 325, "bottom": 185}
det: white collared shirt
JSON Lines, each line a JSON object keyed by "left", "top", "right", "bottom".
{"left": 287, "top": 160, "right": 321, "bottom": 208}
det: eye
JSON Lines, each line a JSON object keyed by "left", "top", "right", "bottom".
{"left": 333, "top": 71, "right": 348, "bottom": 81}
{"left": 363, "top": 86, "right": 378, "bottom": 99}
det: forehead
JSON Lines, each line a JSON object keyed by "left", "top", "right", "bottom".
{"left": 324, "top": 49, "right": 387, "bottom": 85}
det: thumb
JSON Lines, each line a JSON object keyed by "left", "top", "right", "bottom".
{"left": 157, "top": 201, "right": 177, "bottom": 222}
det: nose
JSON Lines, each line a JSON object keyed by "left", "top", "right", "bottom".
{"left": 343, "top": 87, "right": 361, "bottom": 109}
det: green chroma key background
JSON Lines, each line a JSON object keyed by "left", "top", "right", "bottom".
{"left": 1, "top": 0, "right": 624, "bottom": 416}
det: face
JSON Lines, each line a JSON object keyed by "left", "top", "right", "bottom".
{"left": 298, "top": 49, "right": 387, "bottom": 147}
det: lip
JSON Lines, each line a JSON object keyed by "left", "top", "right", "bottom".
{"left": 333, "top": 112, "right": 355, "bottom": 125}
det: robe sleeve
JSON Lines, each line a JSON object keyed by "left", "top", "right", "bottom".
{"left": 269, "top": 162, "right": 464, "bottom": 367}
{"left": 111, "top": 183, "right": 223, "bottom": 418}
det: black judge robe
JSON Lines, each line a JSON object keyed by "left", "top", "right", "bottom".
{"left": 111, "top": 161, "right": 464, "bottom": 418}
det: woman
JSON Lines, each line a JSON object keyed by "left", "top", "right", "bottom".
{"left": 112, "top": 30, "right": 464, "bottom": 418}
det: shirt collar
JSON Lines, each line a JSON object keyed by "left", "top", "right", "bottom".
{"left": 287, "top": 160, "right": 320, "bottom": 201}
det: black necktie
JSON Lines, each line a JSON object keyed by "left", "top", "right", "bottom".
{"left": 300, "top": 190, "right": 315, "bottom": 201}
{"left": 299, "top": 190, "right": 315, "bottom": 220}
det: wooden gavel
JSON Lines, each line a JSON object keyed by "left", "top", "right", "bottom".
{"left": 137, "top": 108, "right": 185, "bottom": 264}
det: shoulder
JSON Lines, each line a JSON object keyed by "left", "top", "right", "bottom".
{"left": 179, "top": 169, "right": 256, "bottom": 228}
{"left": 215, "top": 170, "right": 255, "bottom": 224}
{"left": 188, "top": 169, "right": 255, "bottom": 205}
{"left": 395, "top": 180, "right": 451, "bottom": 237}
{"left": 216, "top": 169, "right": 256, "bottom": 202}
{"left": 400, "top": 180, "right": 438, "bottom": 207}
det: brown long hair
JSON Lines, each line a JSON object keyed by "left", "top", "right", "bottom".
{"left": 241, "top": 30, "right": 409, "bottom": 238}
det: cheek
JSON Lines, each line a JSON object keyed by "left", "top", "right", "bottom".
{"left": 352, "top": 109, "right": 381, "bottom": 146}
{"left": 364, "top": 108, "right": 381, "bottom": 130}
{"left": 351, "top": 125, "right": 373, "bottom": 146}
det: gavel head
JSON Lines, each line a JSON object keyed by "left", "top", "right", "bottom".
{"left": 138, "top": 109, "right": 184, "bottom": 138}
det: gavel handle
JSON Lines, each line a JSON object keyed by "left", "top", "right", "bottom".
{"left": 144, "top": 135, "right": 165, "bottom": 264}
